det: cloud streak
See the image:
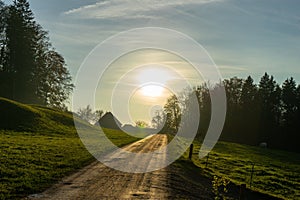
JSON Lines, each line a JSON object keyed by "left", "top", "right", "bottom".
{"left": 64, "top": 0, "right": 223, "bottom": 20}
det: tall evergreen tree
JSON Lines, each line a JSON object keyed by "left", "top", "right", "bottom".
{"left": 281, "top": 78, "right": 298, "bottom": 150}
{"left": 222, "top": 77, "right": 244, "bottom": 141}
{"left": 256, "top": 73, "right": 281, "bottom": 144}
{"left": 239, "top": 76, "right": 259, "bottom": 144}
{"left": 281, "top": 78, "right": 297, "bottom": 126}
{"left": 240, "top": 76, "right": 257, "bottom": 108}
{"left": 5, "top": 0, "right": 37, "bottom": 102}
{"left": 0, "top": 0, "right": 73, "bottom": 109}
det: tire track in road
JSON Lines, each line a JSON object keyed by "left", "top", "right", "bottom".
{"left": 28, "top": 134, "right": 171, "bottom": 200}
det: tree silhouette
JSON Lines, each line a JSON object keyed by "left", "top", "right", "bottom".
{"left": 194, "top": 84, "right": 211, "bottom": 140}
{"left": 163, "top": 95, "right": 181, "bottom": 134}
{"left": 135, "top": 120, "right": 149, "bottom": 128}
{"left": 282, "top": 78, "right": 297, "bottom": 127}
{"left": 256, "top": 73, "right": 280, "bottom": 143}
{"left": 239, "top": 76, "right": 259, "bottom": 144}
{"left": 281, "top": 78, "right": 299, "bottom": 151}
{"left": 161, "top": 73, "right": 300, "bottom": 152}
{"left": 151, "top": 109, "right": 165, "bottom": 129}
{"left": 223, "top": 77, "right": 244, "bottom": 142}
{"left": 0, "top": 0, "right": 73, "bottom": 109}
{"left": 77, "top": 105, "right": 104, "bottom": 124}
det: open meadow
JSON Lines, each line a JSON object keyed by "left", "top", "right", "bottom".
{"left": 184, "top": 140, "right": 300, "bottom": 200}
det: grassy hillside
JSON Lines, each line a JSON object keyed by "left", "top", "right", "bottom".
{"left": 0, "top": 98, "right": 141, "bottom": 199}
{"left": 183, "top": 140, "right": 300, "bottom": 200}
{"left": 0, "top": 97, "right": 92, "bottom": 134}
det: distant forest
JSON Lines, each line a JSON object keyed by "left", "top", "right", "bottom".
{"left": 158, "top": 74, "right": 300, "bottom": 153}
{"left": 0, "top": 0, "right": 73, "bottom": 109}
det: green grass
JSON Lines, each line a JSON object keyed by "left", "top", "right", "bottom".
{"left": 0, "top": 97, "right": 92, "bottom": 134}
{"left": 0, "top": 131, "right": 90, "bottom": 199}
{"left": 184, "top": 140, "right": 300, "bottom": 200}
{"left": 0, "top": 98, "right": 141, "bottom": 199}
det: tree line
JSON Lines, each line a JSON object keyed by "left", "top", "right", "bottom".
{"left": 0, "top": 0, "right": 73, "bottom": 109}
{"left": 156, "top": 73, "right": 300, "bottom": 152}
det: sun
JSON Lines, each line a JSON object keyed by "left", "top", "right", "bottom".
{"left": 141, "top": 85, "right": 164, "bottom": 97}
{"left": 136, "top": 66, "right": 173, "bottom": 98}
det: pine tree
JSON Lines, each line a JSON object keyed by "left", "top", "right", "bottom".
{"left": 240, "top": 76, "right": 257, "bottom": 108}
{"left": 223, "top": 77, "right": 244, "bottom": 142}
{"left": 282, "top": 78, "right": 297, "bottom": 126}
{"left": 280, "top": 78, "right": 299, "bottom": 150}
{"left": 257, "top": 73, "right": 281, "bottom": 144}
{"left": 5, "top": 0, "right": 37, "bottom": 102}
{"left": 1, "top": 0, "right": 73, "bottom": 109}
{"left": 240, "top": 76, "right": 259, "bottom": 144}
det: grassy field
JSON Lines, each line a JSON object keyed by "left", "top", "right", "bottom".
{"left": 1, "top": 97, "right": 299, "bottom": 199}
{"left": 183, "top": 140, "right": 300, "bottom": 200}
{"left": 0, "top": 98, "right": 141, "bottom": 199}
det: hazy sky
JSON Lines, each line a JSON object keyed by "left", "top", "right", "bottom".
{"left": 4, "top": 0, "right": 300, "bottom": 124}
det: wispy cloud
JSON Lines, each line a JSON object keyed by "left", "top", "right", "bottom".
{"left": 63, "top": 0, "right": 223, "bottom": 20}
{"left": 218, "top": 65, "right": 248, "bottom": 72}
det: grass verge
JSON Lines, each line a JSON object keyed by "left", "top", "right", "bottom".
{"left": 183, "top": 140, "right": 300, "bottom": 200}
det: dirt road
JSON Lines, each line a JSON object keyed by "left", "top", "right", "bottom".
{"left": 28, "top": 134, "right": 210, "bottom": 199}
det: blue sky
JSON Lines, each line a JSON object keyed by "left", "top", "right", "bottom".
{"left": 5, "top": 0, "right": 297, "bottom": 83}
{"left": 3, "top": 0, "right": 300, "bottom": 123}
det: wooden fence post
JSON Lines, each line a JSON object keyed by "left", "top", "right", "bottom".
{"left": 189, "top": 144, "right": 194, "bottom": 160}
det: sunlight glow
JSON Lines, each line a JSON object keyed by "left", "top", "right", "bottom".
{"left": 137, "top": 67, "right": 172, "bottom": 85}
{"left": 141, "top": 85, "right": 164, "bottom": 97}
